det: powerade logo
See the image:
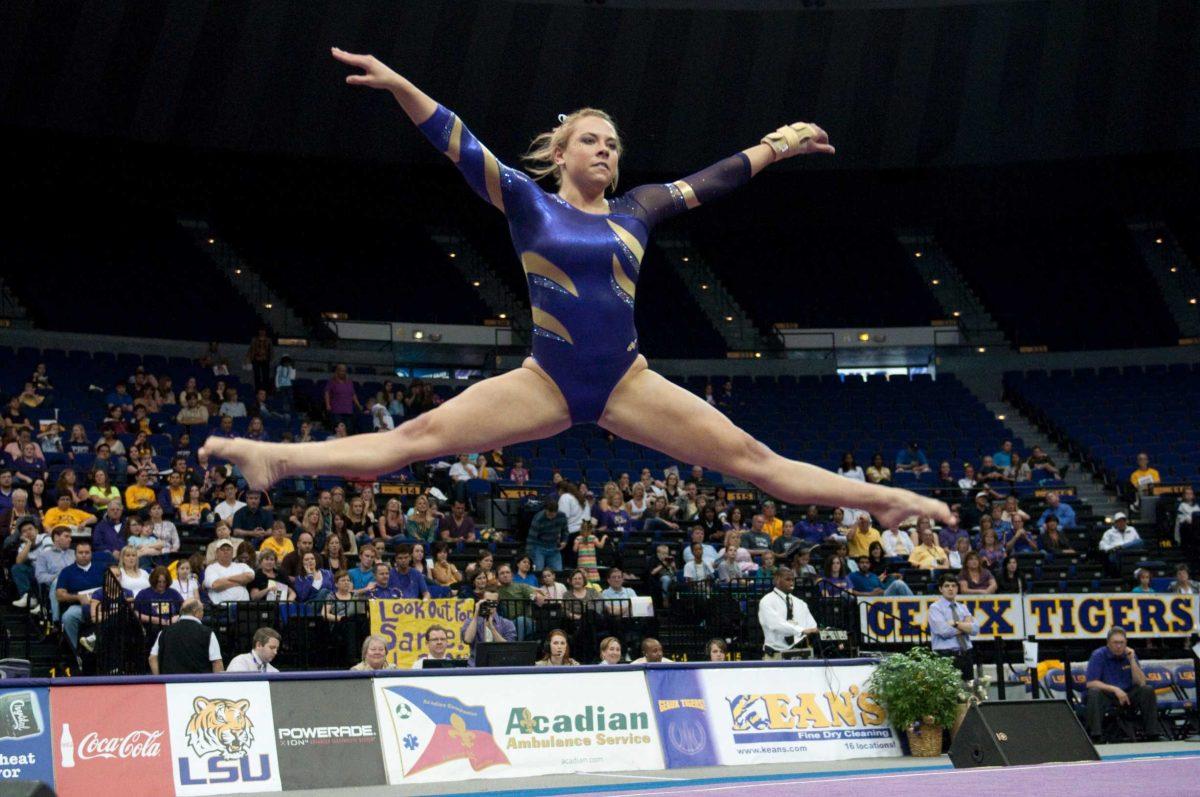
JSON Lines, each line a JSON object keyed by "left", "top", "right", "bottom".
{"left": 177, "top": 697, "right": 272, "bottom": 787}
{"left": 276, "top": 725, "right": 377, "bottom": 747}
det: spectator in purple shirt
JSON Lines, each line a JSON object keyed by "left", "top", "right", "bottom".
{"left": 324, "top": 364, "right": 361, "bottom": 433}
{"left": 795, "top": 505, "right": 833, "bottom": 546}
{"left": 91, "top": 501, "right": 127, "bottom": 565}
{"left": 937, "top": 513, "right": 970, "bottom": 552}
{"left": 438, "top": 500, "right": 477, "bottom": 542}
{"left": 365, "top": 562, "right": 402, "bottom": 599}
{"left": 387, "top": 544, "right": 431, "bottom": 599}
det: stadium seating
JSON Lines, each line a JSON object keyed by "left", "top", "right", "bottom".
{"left": 1004, "top": 367, "right": 1200, "bottom": 490}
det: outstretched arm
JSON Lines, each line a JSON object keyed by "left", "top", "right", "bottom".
{"left": 629, "top": 122, "right": 834, "bottom": 228}
{"left": 333, "top": 47, "right": 533, "bottom": 215}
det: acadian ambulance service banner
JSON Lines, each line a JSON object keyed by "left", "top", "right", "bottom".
{"left": 858, "top": 593, "right": 1199, "bottom": 641}
{"left": 369, "top": 598, "right": 475, "bottom": 668}
{"left": 648, "top": 663, "right": 898, "bottom": 768}
{"left": 372, "top": 671, "right": 663, "bottom": 784}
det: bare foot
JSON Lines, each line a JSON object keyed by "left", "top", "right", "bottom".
{"left": 198, "top": 437, "right": 285, "bottom": 492}
{"left": 869, "top": 489, "right": 953, "bottom": 531}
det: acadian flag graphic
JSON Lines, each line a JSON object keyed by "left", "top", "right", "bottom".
{"left": 382, "top": 686, "right": 509, "bottom": 777}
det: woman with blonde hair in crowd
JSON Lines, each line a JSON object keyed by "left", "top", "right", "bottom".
{"left": 351, "top": 634, "right": 398, "bottom": 671}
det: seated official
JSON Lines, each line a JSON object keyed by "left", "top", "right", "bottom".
{"left": 535, "top": 628, "right": 580, "bottom": 667}
{"left": 412, "top": 625, "right": 459, "bottom": 669}
{"left": 148, "top": 599, "right": 223, "bottom": 675}
{"left": 1084, "top": 627, "right": 1163, "bottom": 742}
{"left": 351, "top": 634, "right": 399, "bottom": 671}
{"left": 226, "top": 627, "right": 282, "bottom": 673}
{"left": 757, "top": 567, "right": 818, "bottom": 660}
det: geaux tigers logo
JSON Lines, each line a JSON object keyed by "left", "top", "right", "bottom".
{"left": 185, "top": 697, "right": 255, "bottom": 761}
{"left": 727, "top": 695, "right": 772, "bottom": 731}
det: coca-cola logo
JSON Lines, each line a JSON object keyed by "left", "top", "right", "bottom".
{"left": 78, "top": 730, "right": 163, "bottom": 760}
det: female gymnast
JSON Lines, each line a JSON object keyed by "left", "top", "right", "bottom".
{"left": 199, "top": 47, "right": 952, "bottom": 531}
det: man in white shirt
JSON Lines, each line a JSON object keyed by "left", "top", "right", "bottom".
{"left": 683, "top": 543, "right": 715, "bottom": 582}
{"left": 213, "top": 481, "right": 247, "bottom": 523}
{"left": 600, "top": 567, "right": 638, "bottom": 617}
{"left": 226, "top": 628, "right": 281, "bottom": 673}
{"left": 368, "top": 397, "right": 395, "bottom": 431}
{"left": 204, "top": 540, "right": 255, "bottom": 603}
{"left": 218, "top": 388, "right": 247, "bottom": 418}
{"left": 448, "top": 453, "right": 479, "bottom": 504}
{"left": 881, "top": 526, "right": 915, "bottom": 558}
{"left": 412, "top": 625, "right": 455, "bottom": 669}
{"left": 758, "top": 567, "right": 818, "bottom": 660}
{"left": 1099, "top": 513, "right": 1143, "bottom": 562}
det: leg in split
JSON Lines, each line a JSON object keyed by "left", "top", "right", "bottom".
{"left": 200, "top": 360, "right": 573, "bottom": 490}
{"left": 598, "top": 363, "right": 952, "bottom": 530}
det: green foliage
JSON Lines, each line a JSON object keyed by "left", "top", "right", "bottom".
{"left": 865, "top": 647, "right": 962, "bottom": 730}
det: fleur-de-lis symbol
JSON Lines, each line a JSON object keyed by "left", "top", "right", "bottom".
{"left": 449, "top": 713, "right": 475, "bottom": 750}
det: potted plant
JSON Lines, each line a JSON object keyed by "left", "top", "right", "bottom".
{"left": 865, "top": 647, "right": 962, "bottom": 757}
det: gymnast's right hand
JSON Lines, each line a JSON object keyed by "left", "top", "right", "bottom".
{"left": 331, "top": 47, "right": 401, "bottom": 91}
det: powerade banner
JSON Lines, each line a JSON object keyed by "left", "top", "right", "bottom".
{"left": 270, "top": 678, "right": 386, "bottom": 790}
{"left": 165, "top": 681, "right": 281, "bottom": 795}
{"left": 647, "top": 664, "right": 899, "bottom": 767}
{"left": 373, "top": 671, "right": 663, "bottom": 784}
{"left": 51, "top": 684, "right": 173, "bottom": 797}
{"left": 0, "top": 687, "right": 54, "bottom": 786}
{"left": 370, "top": 598, "right": 475, "bottom": 668}
{"left": 858, "top": 593, "right": 1199, "bottom": 641}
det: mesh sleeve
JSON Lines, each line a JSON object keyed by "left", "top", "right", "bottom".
{"left": 625, "top": 152, "right": 752, "bottom": 229}
{"left": 416, "top": 104, "right": 535, "bottom": 215}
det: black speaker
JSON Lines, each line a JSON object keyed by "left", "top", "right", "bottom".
{"left": 0, "top": 783, "right": 56, "bottom": 797}
{"left": 949, "top": 700, "right": 1099, "bottom": 768}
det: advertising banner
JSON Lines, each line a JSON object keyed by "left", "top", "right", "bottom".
{"left": 373, "top": 671, "right": 663, "bottom": 784}
{"left": 165, "top": 680, "right": 281, "bottom": 796}
{"left": 648, "top": 664, "right": 900, "bottom": 767}
{"left": 370, "top": 598, "right": 475, "bottom": 668}
{"left": 0, "top": 687, "right": 54, "bottom": 786}
{"left": 51, "top": 684, "right": 173, "bottom": 797}
{"left": 270, "top": 679, "right": 387, "bottom": 790}
{"left": 858, "top": 593, "right": 1199, "bottom": 641}
{"left": 1023, "top": 593, "right": 1197, "bottom": 639}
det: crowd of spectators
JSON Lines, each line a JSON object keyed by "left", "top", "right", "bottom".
{"left": 1, "top": 354, "right": 1195, "bottom": 674}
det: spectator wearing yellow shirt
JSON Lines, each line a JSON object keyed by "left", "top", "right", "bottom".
{"left": 847, "top": 513, "right": 882, "bottom": 558}
{"left": 1129, "top": 452, "right": 1161, "bottom": 496}
{"left": 124, "top": 469, "right": 157, "bottom": 512}
{"left": 42, "top": 493, "right": 97, "bottom": 535}
{"left": 762, "top": 500, "right": 784, "bottom": 541}
{"left": 259, "top": 520, "right": 296, "bottom": 560}
{"left": 909, "top": 527, "right": 950, "bottom": 570}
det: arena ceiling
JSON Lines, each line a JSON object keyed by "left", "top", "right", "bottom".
{"left": 0, "top": 0, "right": 1196, "bottom": 174}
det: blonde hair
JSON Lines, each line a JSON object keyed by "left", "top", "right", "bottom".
{"left": 522, "top": 109, "right": 622, "bottom": 191}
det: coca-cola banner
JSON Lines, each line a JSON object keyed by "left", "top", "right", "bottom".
{"left": 165, "top": 681, "right": 282, "bottom": 796}
{"left": 0, "top": 687, "right": 55, "bottom": 787}
{"left": 270, "top": 679, "right": 387, "bottom": 790}
{"left": 51, "top": 684, "right": 173, "bottom": 797}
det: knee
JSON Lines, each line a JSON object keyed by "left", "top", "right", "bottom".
{"left": 723, "top": 432, "right": 775, "bottom": 483}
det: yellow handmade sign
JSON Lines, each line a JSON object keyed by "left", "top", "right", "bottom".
{"left": 369, "top": 598, "right": 476, "bottom": 668}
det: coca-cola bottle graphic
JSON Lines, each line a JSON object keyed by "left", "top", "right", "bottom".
{"left": 60, "top": 723, "right": 75, "bottom": 768}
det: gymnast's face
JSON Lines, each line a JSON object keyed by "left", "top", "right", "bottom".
{"left": 556, "top": 115, "right": 620, "bottom": 195}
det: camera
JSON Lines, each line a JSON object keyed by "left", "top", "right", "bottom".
{"left": 478, "top": 600, "right": 495, "bottom": 617}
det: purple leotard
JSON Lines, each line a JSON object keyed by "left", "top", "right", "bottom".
{"left": 418, "top": 104, "right": 751, "bottom": 423}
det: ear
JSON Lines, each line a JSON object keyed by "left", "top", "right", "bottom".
{"left": 193, "top": 697, "right": 210, "bottom": 713}
{"left": 233, "top": 699, "right": 250, "bottom": 715}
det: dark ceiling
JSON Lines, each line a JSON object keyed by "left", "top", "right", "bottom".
{"left": 1, "top": 0, "right": 1197, "bottom": 176}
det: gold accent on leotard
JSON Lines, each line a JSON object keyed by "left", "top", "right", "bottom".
{"left": 605, "top": 219, "right": 644, "bottom": 264}
{"left": 611, "top": 254, "right": 637, "bottom": 300}
{"left": 531, "top": 306, "right": 574, "bottom": 345}
{"left": 521, "top": 252, "right": 580, "bottom": 297}
{"left": 672, "top": 179, "right": 700, "bottom": 209}
{"left": 483, "top": 148, "right": 505, "bottom": 212}
{"left": 446, "top": 116, "right": 463, "bottom": 164}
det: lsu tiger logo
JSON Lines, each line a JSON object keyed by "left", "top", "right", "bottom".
{"left": 727, "top": 695, "right": 772, "bottom": 731}
{"left": 185, "top": 697, "right": 255, "bottom": 760}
